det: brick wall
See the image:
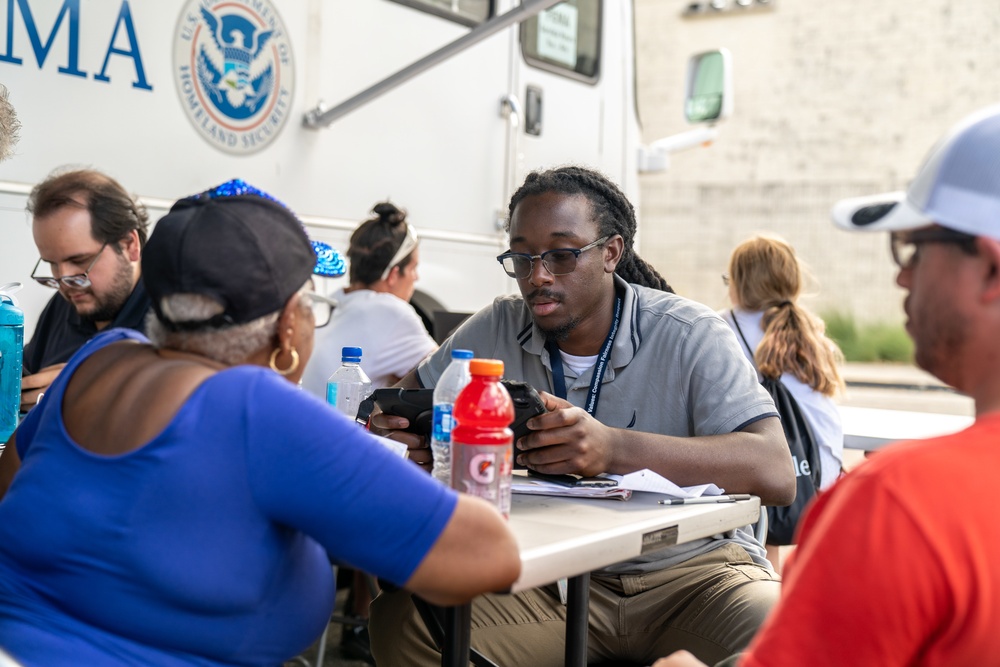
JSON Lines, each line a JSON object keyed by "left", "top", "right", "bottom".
{"left": 634, "top": 0, "right": 1000, "bottom": 322}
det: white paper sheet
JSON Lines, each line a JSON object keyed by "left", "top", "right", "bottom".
{"left": 608, "top": 469, "right": 724, "bottom": 498}
{"left": 510, "top": 469, "right": 723, "bottom": 501}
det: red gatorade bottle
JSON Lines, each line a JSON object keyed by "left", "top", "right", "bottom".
{"left": 450, "top": 359, "right": 515, "bottom": 518}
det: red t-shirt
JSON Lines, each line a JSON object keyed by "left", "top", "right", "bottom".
{"left": 742, "top": 412, "right": 1000, "bottom": 667}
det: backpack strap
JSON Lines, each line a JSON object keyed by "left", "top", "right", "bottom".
{"left": 729, "top": 310, "right": 756, "bottom": 362}
{"left": 729, "top": 308, "right": 753, "bottom": 355}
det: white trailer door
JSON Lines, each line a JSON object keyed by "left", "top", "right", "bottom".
{"left": 503, "top": 0, "right": 630, "bottom": 207}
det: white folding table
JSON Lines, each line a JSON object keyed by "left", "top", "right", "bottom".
{"left": 839, "top": 405, "right": 973, "bottom": 452}
{"left": 438, "top": 491, "right": 762, "bottom": 667}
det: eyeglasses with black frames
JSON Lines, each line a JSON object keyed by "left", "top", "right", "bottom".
{"left": 304, "top": 291, "right": 337, "bottom": 328}
{"left": 31, "top": 244, "right": 108, "bottom": 290}
{"left": 496, "top": 235, "right": 611, "bottom": 280}
{"left": 889, "top": 228, "right": 978, "bottom": 270}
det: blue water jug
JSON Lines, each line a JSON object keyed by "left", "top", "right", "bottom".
{"left": 0, "top": 283, "right": 24, "bottom": 445}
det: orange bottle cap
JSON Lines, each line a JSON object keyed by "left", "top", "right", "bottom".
{"left": 469, "top": 358, "right": 504, "bottom": 377}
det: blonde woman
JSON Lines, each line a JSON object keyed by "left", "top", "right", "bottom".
{"left": 721, "top": 235, "right": 845, "bottom": 491}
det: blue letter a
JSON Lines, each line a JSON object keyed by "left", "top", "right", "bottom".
{"left": 94, "top": 1, "right": 151, "bottom": 91}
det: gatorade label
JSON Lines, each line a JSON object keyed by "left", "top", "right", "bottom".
{"left": 452, "top": 443, "right": 513, "bottom": 517}
{"left": 469, "top": 452, "right": 496, "bottom": 484}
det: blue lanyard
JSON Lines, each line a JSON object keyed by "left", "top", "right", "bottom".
{"left": 546, "top": 293, "right": 623, "bottom": 416}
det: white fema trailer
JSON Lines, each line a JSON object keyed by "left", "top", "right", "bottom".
{"left": 0, "top": 0, "right": 729, "bottom": 341}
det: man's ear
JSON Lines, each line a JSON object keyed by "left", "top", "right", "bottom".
{"left": 978, "top": 237, "right": 1000, "bottom": 304}
{"left": 603, "top": 234, "right": 625, "bottom": 274}
{"left": 122, "top": 229, "right": 142, "bottom": 263}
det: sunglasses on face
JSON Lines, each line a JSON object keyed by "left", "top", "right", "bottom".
{"left": 889, "top": 228, "right": 978, "bottom": 269}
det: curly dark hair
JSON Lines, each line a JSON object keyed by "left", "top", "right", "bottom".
{"left": 347, "top": 202, "right": 414, "bottom": 285}
{"left": 506, "top": 166, "right": 672, "bottom": 292}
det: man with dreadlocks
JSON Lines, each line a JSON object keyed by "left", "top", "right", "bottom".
{"left": 370, "top": 166, "right": 794, "bottom": 667}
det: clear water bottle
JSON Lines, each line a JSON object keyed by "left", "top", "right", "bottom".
{"left": 451, "top": 359, "right": 514, "bottom": 517}
{"left": 431, "top": 349, "right": 473, "bottom": 484}
{"left": 326, "top": 346, "right": 372, "bottom": 423}
{"left": 0, "top": 284, "right": 25, "bottom": 449}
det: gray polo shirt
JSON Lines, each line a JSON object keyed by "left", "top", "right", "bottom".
{"left": 418, "top": 276, "right": 778, "bottom": 571}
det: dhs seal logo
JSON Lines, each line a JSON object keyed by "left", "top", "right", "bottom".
{"left": 173, "top": 0, "right": 294, "bottom": 154}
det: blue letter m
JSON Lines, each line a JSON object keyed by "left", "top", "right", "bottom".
{"left": 0, "top": 0, "right": 86, "bottom": 77}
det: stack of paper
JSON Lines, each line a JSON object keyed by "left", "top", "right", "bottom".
{"left": 510, "top": 469, "right": 723, "bottom": 502}
{"left": 511, "top": 473, "right": 633, "bottom": 501}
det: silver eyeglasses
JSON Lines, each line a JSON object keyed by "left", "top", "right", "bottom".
{"left": 305, "top": 291, "right": 337, "bottom": 328}
{"left": 496, "top": 235, "right": 610, "bottom": 279}
{"left": 31, "top": 244, "right": 108, "bottom": 290}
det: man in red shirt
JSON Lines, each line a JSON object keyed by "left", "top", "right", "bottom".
{"left": 656, "top": 105, "right": 1000, "bottom": 667}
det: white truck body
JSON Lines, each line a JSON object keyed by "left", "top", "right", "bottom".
{"left": 0, "top": 0, "right": 643, "bottom": 339}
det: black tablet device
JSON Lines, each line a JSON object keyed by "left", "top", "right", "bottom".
{"left": 366, "top": 380, "right": 546, "bottom": 440}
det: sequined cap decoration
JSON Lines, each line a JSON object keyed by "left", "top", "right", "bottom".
{"left": 198, "top": 179, "right": 346, "bottom": 278}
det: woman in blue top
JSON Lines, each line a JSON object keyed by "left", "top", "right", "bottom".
{"left": 0, "top": 182, "right": 520, "bottom": 667}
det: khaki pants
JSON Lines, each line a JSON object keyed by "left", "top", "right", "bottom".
{"left": 369, "top": 543, "right": 779, "bottom": 666}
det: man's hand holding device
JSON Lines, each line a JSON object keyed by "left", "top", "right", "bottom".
{"left": 365, "top": 380, "right": 548, "bottom": 474}
{"left": 514, "top": 391, "right": 617, "bottom": 478}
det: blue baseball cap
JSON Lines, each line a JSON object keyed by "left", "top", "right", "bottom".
{"left": 832, "top": 105, "right": 1000, "bottom": 240}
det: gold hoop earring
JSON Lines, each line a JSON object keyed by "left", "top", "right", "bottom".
{"left": 269, "top": 347, "right": 300, "bottom": 376}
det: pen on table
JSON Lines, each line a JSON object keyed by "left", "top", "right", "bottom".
{"left": 658, "top": 494, "right": 752, "bottom": 505}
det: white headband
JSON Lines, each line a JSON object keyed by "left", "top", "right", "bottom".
{"left": 379, "top": 223, "right": 419, "bottom": 281}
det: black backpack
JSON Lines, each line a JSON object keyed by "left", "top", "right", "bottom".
{"left": 731, "top": 312, "right": 822, "bottom": 545}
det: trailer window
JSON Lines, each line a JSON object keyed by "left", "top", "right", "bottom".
{"left": 388, "top": 0, "right": 492, "bottom": 26}
{"left": 520, "top": 0, "right": 601, "bottom": 82}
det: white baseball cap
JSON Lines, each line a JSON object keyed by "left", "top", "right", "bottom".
{"left": 832, "top": 105, "right": 1000, "bottom": 239}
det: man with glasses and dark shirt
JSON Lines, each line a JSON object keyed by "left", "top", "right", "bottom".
{"left": 19, "top": 169, "right": 151, "bottom": 412}
{"left": 369, "top": 166, "right": 795, "bottom": 667}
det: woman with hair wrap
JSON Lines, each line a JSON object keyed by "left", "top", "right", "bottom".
{"left": 0, "top": 182, "right": 519, "bottom": 667}
{"left": 301, "top": 202, "right": 437, "bottom": 397}
{"left": 300, "top": 201, "right": 439, "bottom": 662}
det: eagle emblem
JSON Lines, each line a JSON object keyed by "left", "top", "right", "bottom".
{"left": 196, "top": 7, "right": 274, "bottom": 120}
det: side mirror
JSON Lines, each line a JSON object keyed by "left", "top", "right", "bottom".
{"left": 638, "top": 48, "right": 733, "bottom": 172}
{"left": 685, "top": 48, "right": 732, "bottom": 124}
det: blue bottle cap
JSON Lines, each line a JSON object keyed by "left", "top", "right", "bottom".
{"left": 0, "top": 295, "right": 23, "bottom": 326}
{"left": 451, "top": 349, "right": 474, "bottom": 360}
{"left": 341, "top": 346, "right": 362, "bottom": 362}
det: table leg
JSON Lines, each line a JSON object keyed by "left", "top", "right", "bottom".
{"left": 565, "top": 574, "right": 589, "bottom": 666}
{"left": 442, "top": 603, "right": 471, "bottom": 667}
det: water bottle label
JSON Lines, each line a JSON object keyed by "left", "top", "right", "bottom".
{"left": 432, "top": 405, "right": 454, "bottom": 443}
{"left": 326, "top": 383, "right": 337, "bottom": 405}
